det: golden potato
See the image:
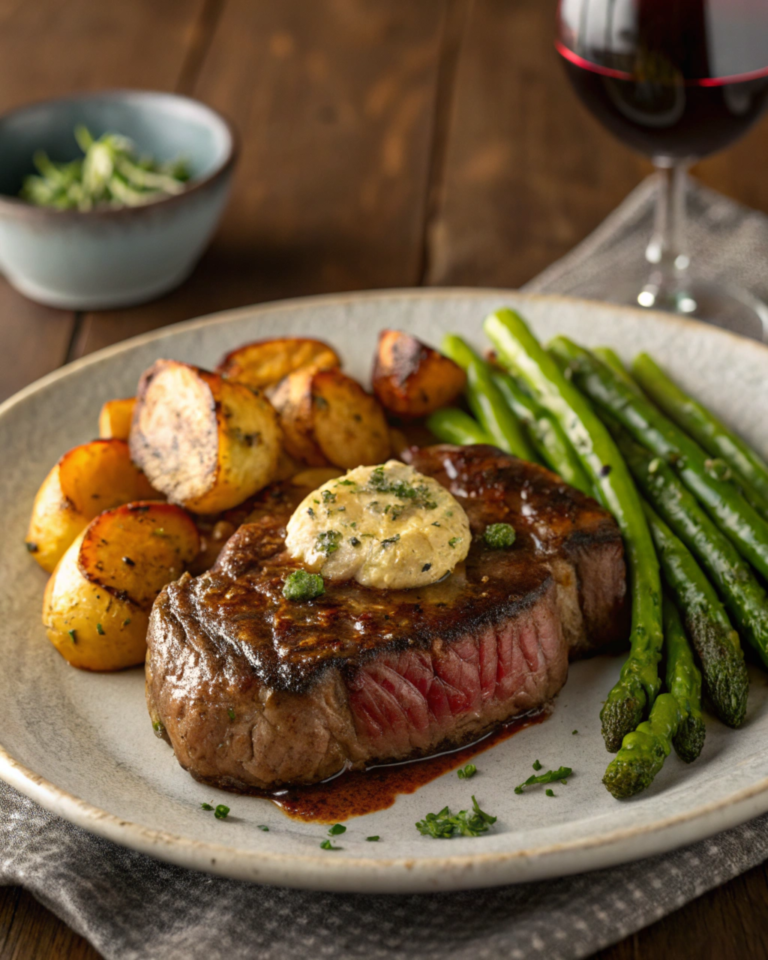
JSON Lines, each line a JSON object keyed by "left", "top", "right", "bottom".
{"left": 372, "top": 329, "right": 466, "bottom": 418}
{"left": 98, "top": 397, "right": 136, "bottom": 440}
{"left": 26, "top": 439, "right": 159, "bottom": 573}
{"left": 130, "top": 359, "right": 281, "bottom": 514}
{"left": 270, "top": 367, "right": 390, "bottom": 469}
{"left": 43, "top": 502, "right": 199, "bottom": 671}
{"left": 216, "top": 337, "right": 341, "bottom": 391}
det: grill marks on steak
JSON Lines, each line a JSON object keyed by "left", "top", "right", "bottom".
{"left": 146, "top": 445, "right": 627, "bottom": 791}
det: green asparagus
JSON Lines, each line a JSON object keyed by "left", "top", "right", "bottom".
{"left": 441, "top": 334, "right": 538, "bottom": 461}
{"left": 492, "top": 371, "right": 593, "bottom": 495}
{"left": 593, "top": 347, "right": 642, "bottom": 394}
{"left": 425, "top": 408, "right": 494, "bottom": 447}
{"left": 484, "top": 308, "right": 664, "bottom": 751}
{"left": 632, "top": 352, "right": 768, "bottom": 519}
{"left": 610, "top": 420, "right": 768, "bottom": 670}
{"left": 643, "top": 501, "right": 748, "bottom": 728}
{"left": 663, "top": 597, "right": 706, "bottom": 763}
{"left": 549, "top": 337, "right": 768, "bottom": 583}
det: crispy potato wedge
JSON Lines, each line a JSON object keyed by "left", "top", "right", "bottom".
{"left": 26, "top": 439, "right": 159, "bottom": 573}
{"left": 43, "top": 502, "right": 199, "bottom": 671}
{"left": 216, "top": 337, "right": 341, "bottom": 391}
{"left": 130, "top": 359, "right": 281, "bottom": 514}
{"left": 270, "top": 367, "right": 390, "bottom": 468}
{"left": 372, "top": 329, "right": 466, "bottom": 418}
{"left": 98, "top": 397, "right": 136, "bottom": 440}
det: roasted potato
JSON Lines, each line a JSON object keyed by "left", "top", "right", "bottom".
{"left": 130, "top": 359, "right": 281, "bottom": 514}
{"left": 372, "top": 329, "right": 466, "bottom": 418}
{"left": 216, "top": 337, "right": 341, "bottom": 391}
{"left": 43, "top": 502, "right": 199, "bottom": 671}
{"left": 98, "top": 397, "right": 136, "bottom": 440}
{"left": 270, "top": 367, "right": 390, "bottom": 469}
{"left": 26, "top": 438, "right": 159, "bottom": 573}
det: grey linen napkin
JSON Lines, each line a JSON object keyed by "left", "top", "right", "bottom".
{"left": 4, "top": 176, "right": 768, "bottom": 960}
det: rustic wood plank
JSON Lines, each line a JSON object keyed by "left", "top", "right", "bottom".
{"left": 73, "top": 0, "right": 448, "bottom": 357}
{"left": 0, "top": 886, "right": 100, "bottom": 960}
{"left": 0, "top": 298, "right": 74, "bottom": 404}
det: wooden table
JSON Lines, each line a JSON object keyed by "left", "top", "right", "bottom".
{"left": 2, "top": 2, "right": 768, "bottom": 957}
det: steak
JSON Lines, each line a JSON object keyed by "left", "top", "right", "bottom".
{"left": 146, "top": 445, "right": 627, "bottom": 791}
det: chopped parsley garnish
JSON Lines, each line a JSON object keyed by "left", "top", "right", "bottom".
{"left": 96, "top": 623, "right": 105, "bottom": 636}
{"left": 316, "top": 529, "right": 342, "bottom": 556}
{"left": 328, "top": 823, "right": 346, "bottom": 836}
{"left": 320, "top": 839, "right": 342, "bottom": 850}
{"left": 227, "top": 707, "right": 236, "bottom": 722}
{"left": 546, "top": 789, "right": 555, "bottom": 797}
{"left": 201, "top": 803, "right": 214, "bottom": 811}
{"left": 415, "top": 796, "right": 496, "bottom": 839}
{"left": 380, "top": 534, "right": 400, "bottom": 548}
{"left": 68, "top": 629, "right": 77, "bottom": 644}
{"left": 457, "top": 764, "right": 477, "bottom": 780}
{"left": 349, "top": 537, "right": 361, "bottom": 547}
{"left": 572, "top": 729, "right": 578, "bottom": 735}
{"left": 321, "top": 490, "right": 337, "bottom": 504}
{"left": 448, "top": 537, "right": 462, "bottom": 549}
{"left": 307, "top": 507, "right": 316, "bottom": 519}
{"left": 483, "top": 523, "right": 516, "bottom": 549}
{"left": 152, "top": 720, "right": 164, "bottom": 733}
{"left": 532, "top": 759, "right": 542, "bottom": 771}
{"left": 122, "top": 618, "right": 131, "bottom": 627}
{"left": 366, "top": 836, "right": 380, "bottom": 842}
{"left": 214, "top": 804, "right": 230, "bottom": 820}
{"left": 514, "top": 766, "right": 572, "bottom": 794}
{"left": 338, "top": 479, "right": 356, "bottom": 487}
{"left": 283, "top": 570, "right": 325, "bottom": 602}
{"left": 258, "top": 825, "right": 269, "bottom": 831}
{"left": 366, "top": 467, "right": 437, "bottom": 510}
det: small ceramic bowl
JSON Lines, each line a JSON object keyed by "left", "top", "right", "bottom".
{"left": 0, "top": 90, "right": 238, "bottom": 310}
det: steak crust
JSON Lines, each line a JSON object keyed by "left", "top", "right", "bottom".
{"left": 146, "top": 445, "right": 627, "bottom": 791}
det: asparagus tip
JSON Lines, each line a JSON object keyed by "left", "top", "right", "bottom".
{"left": 673, "top": 715, "right": 706, "bottom": 764}
{"left": 603, "top": 756, "right": 657, "bottom": 800}
{"left": 600, "top": 696, "right": 644, "bottom": 753}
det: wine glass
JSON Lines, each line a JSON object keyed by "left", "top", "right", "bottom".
{"left": 556, "top": 0, "right": 768, "bottom": 339}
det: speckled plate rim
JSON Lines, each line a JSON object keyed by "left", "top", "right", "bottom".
{"left": 3, "top": 288, "right": 768, "bottom": 894}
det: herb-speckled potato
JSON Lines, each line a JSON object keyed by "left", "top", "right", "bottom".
{"left": 270, "top": 367, "right": 390, "bottom": 469}
{"left": 372, "top": 329, "right": 466, "bottom": 418}
{"left": 98, "top": 397, "right": 136, "bottom": 440}
{"left": 130, "top": 359, "right": 281, "bottom": 514}
{"left": 43, "top": 502, "right": 199, "bottom": 671}
{"left": 26, "top": 438, "right": 159, "bottom": 573}
{"left": 216, "top": 337, "right": 340, "bottom": 391}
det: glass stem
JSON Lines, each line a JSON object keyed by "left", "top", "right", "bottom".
{"left": 645, "top": 162, "right": 690, "bottom": 278}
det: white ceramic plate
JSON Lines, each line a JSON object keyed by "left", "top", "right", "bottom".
{"left": 2, "top": 290, "right": 768, "bottom": 894}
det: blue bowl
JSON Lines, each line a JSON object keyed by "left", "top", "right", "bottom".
{"left": 0, "top": 90, "right": 238, "bottom": 309}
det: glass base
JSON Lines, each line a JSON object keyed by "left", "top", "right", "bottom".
{"left": 584, "top": 265, "right": 768, "bottom": 341}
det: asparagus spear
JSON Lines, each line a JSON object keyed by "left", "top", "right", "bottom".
{"left": 643, "top": 501, "right": 748, "bottom": 728}
{"left": 426, "top": 408, "right": 494, "bottom": 446}
{"left": 492, "top": 371, "right": 593, "bottom": 496}
{"left": 610, "top": 420, "right": 768, "bottom": 670}
{"left": 484, "top": 308, "right": 663, "bottom": 751}
{"left": 592, "top": 347, "right": 642, "bottom": 394}
{"left": 664, "top": 597, "right": 706, "bottom": 763}
{"left": 632, "top": 352, "right": 768, "bottom": 520}
{"left": 603, "top": 599, "right": 704, "bottom": 799}
{"left": 549, "top": 337, "right": 768, "bottom": 582}
{"left": 441, "top": 335, "right": 539, "bottom": 462}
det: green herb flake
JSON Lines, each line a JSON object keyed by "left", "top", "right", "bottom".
{"left": 380, "top": 534, "right": 401, "bottom": 548}
{"left": 328, "top": 823, "right": 347, "bottom": 836}
{"left": 320, "top": 839, "right": 342, "bottom": 850}
{"left": 201, "top": 803, "right": 214, "bottom": 811}
{"left": 321, "top": 490, "right": 337, "bottom": 504}
{"left": 532, "top": 759, "right": 542, "bottom": 771}
{"left": 122, "top": 618, "right": 132, "bottom": 627}
{"left": 68, "top": 629, "right": 77, "bottom": 644}
{"left": 514, "top": 766, "right": 573, "bottom": 795}
{"left": 448, "top": 537, "right": 462, "bottom": 549}
{"left": 415, "top": 796, "right": 496, "bottom": 839}
{"left": 152, "top": 720, "right": 164, "bottom": 733}
{"left": 349, "top": 537, "right": 361, "bottom": 547}
{"left": 546, "top": 789, "right": 555, "bottom": 798}
{"left": 457, "top": 764, "right": 477, "bottom": 780}
{"left": 572, "top": 729, "right": 578, "bottom": 735}
{"left": 283, "top": 570, "right": 325, "bottom": 602}
{"left": 366, "top": 836, "right": 380, "bottom": 842}
{"left": 483, "top": 523, "right": 516, "bottom": 549}
{"left": 214, "top": 804, "right": 230, "bottom": 820}
{"left": 316, "top": 529, "right": 342, "bottom": 556}
{"left": 227, "top": 707, "right": 236, "bottom": 722}
{"left": 307, "top": 507, "right": 316, "bottom": 519}
{"left": 25, "top": 541, "right": 39, "bottom": 553}
{"left": 96, "top": 623, "right": 105, "bottom": 636}
{"left": 258, "top": 825, "right": 270, "bottom": 832}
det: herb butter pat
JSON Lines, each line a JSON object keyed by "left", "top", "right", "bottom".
{"left": 285, "top": 461, "right": 471, "bottom": 589}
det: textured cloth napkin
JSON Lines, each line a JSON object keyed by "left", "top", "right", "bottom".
{"left": 4, "top": 175, "right": 768, "bottom": 960}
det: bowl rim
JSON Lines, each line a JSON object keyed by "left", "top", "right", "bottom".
{"left": 0, "top": 88, "right": 240, "bottom": 221}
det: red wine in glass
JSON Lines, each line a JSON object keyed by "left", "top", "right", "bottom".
{"left": 556, "top": 0, "right": 768, "bottom": 337}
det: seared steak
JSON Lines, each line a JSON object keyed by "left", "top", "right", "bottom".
{"left": 146, "top": 445, "right": 627, "bottom": 791}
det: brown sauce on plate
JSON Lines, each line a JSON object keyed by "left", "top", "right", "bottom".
{"left": 268, "top": 708, "right": 549, "bottom": 823}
